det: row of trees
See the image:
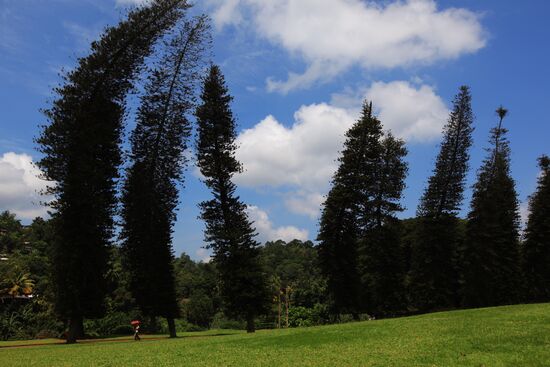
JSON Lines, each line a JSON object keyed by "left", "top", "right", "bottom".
{"left": 35, "top": 0, "right": 272, "bottom": 342}
{"left": 318, "top": 86, "right": 550, "bottom": 317}
{"left": 3, "top": 0, "right": 548, "bottom": 344}
{"left": 0, "top": 215, "right": 323, "bottom": 339}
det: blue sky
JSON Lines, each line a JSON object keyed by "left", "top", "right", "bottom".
{"left": 1, "top": 0, "right": 549, "bottom": 261}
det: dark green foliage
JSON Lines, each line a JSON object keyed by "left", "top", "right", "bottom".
{"left": 317, "top": 184, "right": 362, "bottom": 316}
{"left": 409, "top": 215, "right": 462, "bottom": 309}
{"left": 522, "top": 156, "right": 550, "bottom": 302}
{"left": 318, "top": 102, "right": 408, "bottom": 317}
{"left": 35, "top": 0, "right": 188, "bottom": 342}
{"left": 174, "top": 253, "right": 219, "bottom": 303}
{"left": 184, "top": 291, "right": 215, "bottom": 328}
{"left": 318, "top": 102, "right": 382, "bottom": 316}
{"left": 409, "top": 86, "right": 474, "bottom": 311}
{"left": 0, "top": 211, "right": 23, "bottom": 254}
{"left": 359, "top": 133, "right": 408, "bottom": 316}
{"left": 417, "top": 86, "right": 474, "bottom": 217}
{"left": 195, "top": 65, "right": 270, "bottom": 333}
{"left": 120, "top": 14, "right": 210, "bottom": 337}
{"left": 261, "top": 240, "right": 326, "bottom": 308}
{"left": 463, "top": 111, "right": 522, "bottom": 307}
{"left": 287, "top": 304, "right": 329, "bottom": 327}
{"left": 360, "top": 222, "right": 406, "bottom": 316}
{"left": 174, "top": 253, "right": 220, "bottom": 328}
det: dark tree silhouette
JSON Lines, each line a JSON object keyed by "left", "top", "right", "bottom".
{"left": 318, "top": 102, "right": 408, "bottom": 317}
{"left": 359, "top": 132, "right": 408, "bottom": 316}
{"left": 121, "top": 15, "right": 210, "bottom": 338}
{"left": 463, "top": 108, "right": 522, "bottom": 307}
{"left": 36, "top": 0, "right": 188, "bottom": 343}
{"left": 409, "top": 86, "right": 474, "bottom": 311}
{"left": 522, "top": 155, "right": 550, "bottom": 302}
{"left": 196, "top": 65, "right": 269, "bottom": 333}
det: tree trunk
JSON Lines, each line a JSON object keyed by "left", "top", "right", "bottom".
{"left": 66, "top": 315, "right": 83, "bottom": 344}
{"left": 148, "top": 315, "right": 159, "bottom": 333}
{"left": 285, "top": 287, "right": 290, "bottom": 328}
{"left": 167, "top": 317, "right": 177, "bottom": 338}
{"left": 246, "top": 313, "right": 255, "bottom": 333}
{"left": 277, "top": 296, "right": 281, "bottom": 329}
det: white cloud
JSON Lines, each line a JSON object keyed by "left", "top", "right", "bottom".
{"left": 365, "top": 81, "right": 449, "bottom": 142}
{"left": 284, "top": 191, "right": 325, "bottom": 219}
{"left": 211, "top": 0, "right": 486, "bottom": 92}
{"left": 235, "top": 80, "right": 448, "bottom": 218}
{"left": 115, "top": 0, "right": 151, "bottom": 6}
{"left": 235, "top": 103, "right": 353, "bottom": 191}
{"left": 247, "top": 206, "right": 309, "bottom": 243}
{"left": 211, "top": 0, "right": 243, "bottom": 30}
{"left": 0, "top": 152, "right": 50, "bottom": 220}
{"left": 195, "top": 248, "right": 212, "bottom": 263}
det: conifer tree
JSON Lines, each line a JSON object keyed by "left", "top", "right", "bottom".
{"left": 318, "top": 102, "right": 381, "bottom": 317}
{"left": 36, "top": 0, "right": 187, "bottom": 343}
{"left": 318, "top": 103, "right": 407, "bottom": 317}
{"left": 409, "top": 86, "right": 474, "bottom": 311}
{"left": 121, "top": 15, "right": 210, "bottom": 338}
{"left": 463, "top": 107, "right": 522, "bottom": 307}
{"left": 196, "top": 65, "right": 269, "bottom": 333}
{"left": 522, "top": 155, "right": 550, "bottom": 302}
{"left": 359, "top": 132, "right": 408, "bottom": 316}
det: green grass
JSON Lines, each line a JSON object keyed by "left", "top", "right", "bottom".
{"left": 1, "top": 303, "right": 549, "bottom": 366}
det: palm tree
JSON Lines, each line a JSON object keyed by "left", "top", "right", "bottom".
{"left": 1, "top": 270, "right": 34, "bottom": 298}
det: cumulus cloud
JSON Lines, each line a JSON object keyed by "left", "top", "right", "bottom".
{"left": 284, "top": 191, "right": 325, "bottom": 219}
{"left": 0, "top": 152, "right": 50, "bottom": 220}
{"left": 365, "top": 81, "right": 449, "bottom": 141}
{"left": 210, "top": 0, "right": 242, "bottom": 29}
{"left": 235, "top": 80, "right": 448, "bottom": 217}
{"left": 115, "top": 0, "right": 151, "bottom": 7}
{"left": 211, "top": 0, "right": 486, "bottom": 92}
{"left": 195, "top": 248, "right": 212, "bottom": 263}
{"left": 247, "top": 206, "right": 309, "bottom": 243}
{"left": 235, "top": 103, "right": 353, "bottom": 190}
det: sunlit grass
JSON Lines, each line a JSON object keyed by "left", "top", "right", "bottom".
{"left": 1, "top": 304, "right": 549, "bottom": 366}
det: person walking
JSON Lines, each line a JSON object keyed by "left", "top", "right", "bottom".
{"left": 131, "top": 320, "right": 141, "bottom": 341}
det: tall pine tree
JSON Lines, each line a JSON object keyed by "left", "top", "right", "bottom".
{"left": 409, "top": 86, "right": 474, "bottom": 311}
{"left": 121, "top": 15, "right": 210, "bottom": 338}
{"left": 359, "top": 132, "right": 408, "bottom": 316}
{"left": 196, "top": 65, "right": 269, "bottom": 333}
{"left": 318, "top": 102, "right": 408, "bottom": 317}
{"left": 463, "top": 107, "right": 522, "bottom": 307}
{"left": 36, "top": 0, "right": 188, "bottom": 343}
{"left": 522, "top": 155, "right": 550, "bottom": 302}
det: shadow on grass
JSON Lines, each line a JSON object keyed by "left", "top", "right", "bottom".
{"left": 0, "top": 332, "right": 239, "bottom": 350}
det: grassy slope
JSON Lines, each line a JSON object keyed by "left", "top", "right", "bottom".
{"left": 1, "top": 303, "right": 549, "bottom": 366}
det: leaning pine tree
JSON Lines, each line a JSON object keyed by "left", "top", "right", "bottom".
{"left": 36, "top": 0, "right": 188, "bottom": 343}
{"left": 121, "top": 15, "right": 210, "bottom": 338}
{"left": 196, "top": 65, "right": 269, "bottom": 333}
{"left": 523, "top": 155, "right": 550, "bottom": 302}
{"left": 463, "top": 107, "right": 522, "bottom": 307}
{"left": 409, "top": 86, "right": 474, "bottom": 311}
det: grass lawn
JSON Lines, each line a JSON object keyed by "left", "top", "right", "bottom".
{"left": 1, "top": 303, "right": 549, "bottom": 366}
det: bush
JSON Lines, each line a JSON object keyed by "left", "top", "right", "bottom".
{"left": 288, "top": 303, "right": 330, "bottom": 328}
{"left": 210, "top": 312, "right": 245, "bottom": 330}
{"left": 84, "top": 311, "right": 135, "bottom": 337}
{"left": 0, "top": 298, "right": 63, "bottom": 340}
{"left": 184, "top": 292, "right": 215, "bottom": 328}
